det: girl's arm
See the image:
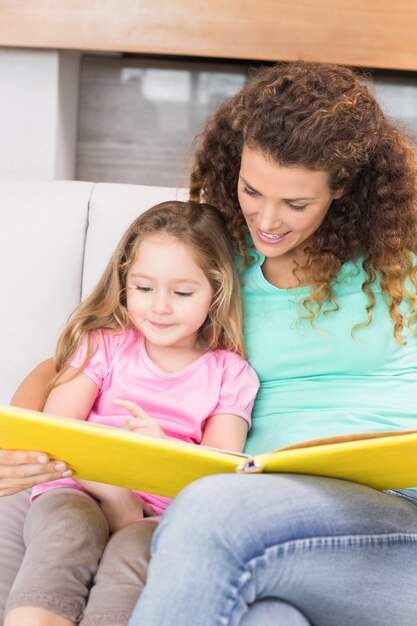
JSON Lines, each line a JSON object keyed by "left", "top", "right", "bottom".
{"left": 200, "top": 413, "right": 249, "bottom": 453}
{"left": 120, "top": 399, "right": 248, "bottom": 453}
{"left": 47, "top": 373, "right": 149, "bottom": 531}
{"left": 43, "top": 367, "right": 99, "bottom": 418}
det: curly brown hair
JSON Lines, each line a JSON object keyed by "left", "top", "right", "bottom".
{"left": 190, "top": 60, "right": 417, "bottom": 340}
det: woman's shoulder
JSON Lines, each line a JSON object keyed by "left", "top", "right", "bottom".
{"left": 233, "top": 240, "right": 263, "bottom": 275}
{"left": 334, "top": 254, "right": 417, "bottom": 294}
{"left": 332, "top": 257, "right": 382, "bottom": 295}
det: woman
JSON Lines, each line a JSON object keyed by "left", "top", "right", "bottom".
{"left": 2, "top": 60, "right": 417, "bottom": 625}
{"left": 127, "top": 61, "right": 417, "bottom": 625}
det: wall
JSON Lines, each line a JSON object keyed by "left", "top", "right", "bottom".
{"left": 0, "top": 49, "right": 80, "bottom": 179}
{"left": 0, "top": 0, "right": 417, "bottom": 71}
{"left": 1, "top": 1, "right": 417, "bottom": 182}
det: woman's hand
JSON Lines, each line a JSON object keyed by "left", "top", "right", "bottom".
{"left": 0, "top": 358, "right": 70, "bottom": 497}
{"left": 0, "top": 449, "right": 72, "bottom": 497}
{"left": 115, "top": 399, "right": 167, "bottom": 438}
{"left": 76, "top": 479, "right": 152, "bottom": 532}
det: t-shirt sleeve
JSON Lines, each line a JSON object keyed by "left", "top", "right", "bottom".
{"left": 211, "top": 355, "right": 260, "bottom": 427}
{"left": 69, "top": 331, "right": 116, "bottom": 389}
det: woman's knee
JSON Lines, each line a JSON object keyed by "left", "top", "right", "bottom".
{"left": 156, "top": 474, "right": 417, "bottom": 552}
{"left": 241, "top": 599, "right": 311, "bottom": 626}
{"left": 152, "top": 474, "right": 263, "bottom": 556}
{"left": 167, "top": 474, "right": 249, "bottom": 517}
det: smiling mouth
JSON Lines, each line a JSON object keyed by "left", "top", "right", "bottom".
{"left": 149, "top": 321, "right": 174, "bottom": 329}
{"left": 258, "top": 229, "right": 291, "bottom": 240}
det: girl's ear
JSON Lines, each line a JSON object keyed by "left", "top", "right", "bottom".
{"left": 333, "top": 188, "right": 345, "bottom": 200}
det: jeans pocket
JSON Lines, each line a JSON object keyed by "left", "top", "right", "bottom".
{"left": 385, "top": 488, "right": 417, "bottom": 508}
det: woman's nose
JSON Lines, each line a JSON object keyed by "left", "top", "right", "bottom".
{"left": 258, "top": 204, "right": 282, "bottom": 232}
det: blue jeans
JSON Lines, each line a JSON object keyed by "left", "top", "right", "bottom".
{"left": 129, "top": 474, "right": 417, "bottom": 626}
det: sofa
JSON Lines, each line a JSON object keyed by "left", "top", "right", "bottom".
{"left": 0, "top": 180, "right": 187, "bottom": 404}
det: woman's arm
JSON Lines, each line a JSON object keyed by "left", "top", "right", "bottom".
{"left": 0, "top": 450, "right": 72, "bottom": 497}
{"left": 10, "top": 358, "right": 55, "bottom": 410}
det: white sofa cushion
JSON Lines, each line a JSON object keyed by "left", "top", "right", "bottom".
{"left": 0, "top": 180, "right": 94, "bottom": 402}
{"left": 82, "top": 183, "right": 188, "bottom": 298}
{"left": 0, "top": 180, "right": 185, "bottom": 404}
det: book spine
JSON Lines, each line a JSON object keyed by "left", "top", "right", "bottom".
{"left": 236, "top": 458, "right": 263, "bottom": 474}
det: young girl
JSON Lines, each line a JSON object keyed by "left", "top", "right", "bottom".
{"left": 4, "top": 200, "right": 259, "bottom": 626}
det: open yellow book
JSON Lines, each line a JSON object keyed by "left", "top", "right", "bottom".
{"left": 1, "top": 404, "right": 417, "bottom": 497}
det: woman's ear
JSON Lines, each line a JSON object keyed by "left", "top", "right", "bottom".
{"left": 333, "top": 188, "right": 345, "bottom": 200}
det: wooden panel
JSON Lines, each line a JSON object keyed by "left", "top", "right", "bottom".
{"left": 0, "top": 0, "right": 417, "bottom": 71}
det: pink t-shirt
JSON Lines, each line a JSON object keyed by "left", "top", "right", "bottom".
{"left": 33, "top": 329, "right": 259, "bottom": 514}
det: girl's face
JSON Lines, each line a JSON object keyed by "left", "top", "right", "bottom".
{"left": 238, "top": 145, "right": 341, "bottom": 265}
{"left": 126, "top": 234, "right": 213, "bottom": 351}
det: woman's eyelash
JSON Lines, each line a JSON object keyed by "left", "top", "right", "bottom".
{"left": 288, "top": 203, "right": 307, "bottom": 211}
{"left": 175, "top": 291, "right": 193, "bottom": 297}
{"left": 242, "top": 185, "right": 259, "bottom": 196}
{"left": 242, "top": 186, "right": 305, "bottom": 210}
{"left": 136, "top": 286, "right": 152, "bottom": 292}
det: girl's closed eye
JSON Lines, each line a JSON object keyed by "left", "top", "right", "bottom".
{"left": 174, "top": 291, "right": 193, "bottom": 297}
{"left": 136, "top": 285, "right": 152, "bottom": 292}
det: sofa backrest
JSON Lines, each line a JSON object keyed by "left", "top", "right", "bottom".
{"left": 81, "top": 183, "right": 188, "bottom": 298}
{"left": 0, "top": 180, "right": 186, "bottom": 403}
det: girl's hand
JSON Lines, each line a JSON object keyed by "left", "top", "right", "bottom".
{"left": 115, "top": 399, "right": 167, "bottom": 438}
{"left": 0, "top": 449, "right": 72, "bottom": 497}
{"left": 76, "top": 479, "right": 153, "bottom": 532}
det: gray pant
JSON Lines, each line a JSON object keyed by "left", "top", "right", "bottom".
{"left": 0, "top": 489, "right": 30, "bottom": 624}
{"left": 1, "top": 489, "right": 157, "bottom": 625}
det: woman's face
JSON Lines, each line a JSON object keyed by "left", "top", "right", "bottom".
{"left": 238, "top": 145, "right": 340, "bottom": 265}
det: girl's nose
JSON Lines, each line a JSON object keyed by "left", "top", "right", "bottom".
{"left": 152, "top": 292, "right": 171, "bottom": 314}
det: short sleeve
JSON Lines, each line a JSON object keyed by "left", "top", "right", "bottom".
{"left": 211, "top": 355, "right": 260, "bottom": 427}
{"left": 69, "top": 331, "right": 118, "bottom": 389}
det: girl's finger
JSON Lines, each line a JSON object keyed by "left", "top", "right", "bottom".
{"left": 114, "top": 399, "right": 152, "bottom": 421}
{"left": 124, "top": 417, "right": 150, "bottom": 431}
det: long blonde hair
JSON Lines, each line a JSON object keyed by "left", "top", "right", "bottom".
{"left": 51, "top": 201, "right": 245, "bottom": 388}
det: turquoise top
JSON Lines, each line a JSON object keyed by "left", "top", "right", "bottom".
{"left": 241, "top": 252, "right": 417, "bottom": 456}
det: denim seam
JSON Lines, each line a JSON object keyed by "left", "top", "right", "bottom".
{"left": 218, "top": 532, "right": 417, "bottom": 626}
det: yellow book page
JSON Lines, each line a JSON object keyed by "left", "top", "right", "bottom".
{"left": 254, "top": 431, "right": 417, "bottom": 490}
{"left": 0, "top": 405, "right": 248, "bottom": 498}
